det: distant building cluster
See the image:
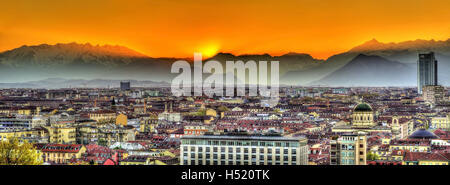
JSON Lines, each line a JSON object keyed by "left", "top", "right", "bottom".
{"left": 0, "top": 53, "right": 449, "bottom": 165}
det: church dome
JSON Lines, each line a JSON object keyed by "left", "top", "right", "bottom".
{"left": 354, "top": 103, "right": 373, "bottom": 112}
{"left": 408, "top": 128, "right": 439, "bottom": 139}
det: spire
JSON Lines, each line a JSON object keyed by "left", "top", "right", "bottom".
{"left": 144, "top": 99, "right": 147, "bottom": 114}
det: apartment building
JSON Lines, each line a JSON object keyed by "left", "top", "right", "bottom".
{"left": 180, "top": 134, "right": 308, "bottom": 165}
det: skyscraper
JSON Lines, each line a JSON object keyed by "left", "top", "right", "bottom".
{"left": 120, "top": 81, "right": 131, "bottom": 91}
{"left": 417, "top": 52, "right": 438, "bottom": 94}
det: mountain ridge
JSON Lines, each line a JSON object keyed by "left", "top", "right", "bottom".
{"left": 1, "top": 38, "right": 450, "bottom": 87}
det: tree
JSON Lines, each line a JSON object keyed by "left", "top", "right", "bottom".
{"left": 367, "top": 152, "right": 380, "bottom": 161}
{"left": 98, "top": 138, "right": 108, "bottom": 147}
{"left": 192, "top": 108, "right": 206, "bottom": 116}
{"left": 217, "top": 106, "right": 229, "bottom": 112}
{"left": 0, "top": 137, "right": 42, "bottom": 165}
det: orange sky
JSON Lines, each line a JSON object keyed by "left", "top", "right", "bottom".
{"left": 1, "top": 0, "right": 450, "bottom": 59}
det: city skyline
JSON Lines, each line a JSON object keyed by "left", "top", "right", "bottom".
{"left": 0, "top": 0, "right": 450, "bottom": 171}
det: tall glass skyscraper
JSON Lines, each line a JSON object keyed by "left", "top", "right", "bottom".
{"left": 417, "top": 52, "right": 438, "bottom": 94}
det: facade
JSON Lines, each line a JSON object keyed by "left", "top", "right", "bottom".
{"left": 330, "top": 132, "right": 367, "bottom": 165}
{"left": 180, "top": 134, "right": 308, "bottom": 165}
{"left": 0, "top": 117, "right": 32, "bottom": 131}
{"left": 88, "top": 110, "right": 117, "bottom": 123}
{"left": 422, "top": 85, "right": 445, "bottom": 105}
{"left": 41, "top": 144, "right": 86, "bottom": 164}
{"left": 431, "top": 114, "right": 450, "bottom": 130}
{"left": 184, "top": 125, "right": 210, "bottom": 136}
{"left": 46, "top": 126, "right": 77, "bottom": 144}
{"left": 417, "top": 52, "right": 438, "bottom": 94}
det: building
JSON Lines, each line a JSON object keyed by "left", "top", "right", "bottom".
{"left": 423, "top": 85, "right": 445, "bottom": 105}
{"left": 120, "top": 81, "right": 131, "bottom": 91}
{"left": 351, "top": 103, "right": 375, "bottom": 127}
{"left": 403, "top": 152, "right": 449, "bottom": 165}
{"left": 0, "top": 117, "right": 32, "bottom": 131}
{"left": 46, "top": 126, "right": 77, "bottom": 144}
{"left": 332, "top": 103, "right": 391, "bottom": 134}
{"left": 180, "top": 134, "right": 308, "bottom": 165}
{"left": 116, "top": 113, "right": 128, "bottom": 126}
{"left": 431, "top": 114, "right": 450, "bottom": 130}
{"left": 330, "top": 132, "right": 367, "bottom": 165}
{"left": 41, "top": 144, "right": 86, "bottom": 164}
{"left": 88, "top": 110, "right": 116, "bottom": 123}
{"left": 184, "top": 125, "right": 210, "bottom": 136}
{"left": 417, "top": 52, "right": 438, "bottom": 94}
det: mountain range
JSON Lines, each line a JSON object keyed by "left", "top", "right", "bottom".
{"left": 0, "top": 39, "right": 449, "bottom": 88}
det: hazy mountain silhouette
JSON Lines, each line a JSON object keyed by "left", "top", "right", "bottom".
{"left": 0, "top": 39, "right": 449, "bottom": 88}
{"left": 311, "top": 54, "right": 415, "bottom": 86}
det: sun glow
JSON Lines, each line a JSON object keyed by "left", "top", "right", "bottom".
{"left": 197, "top": 43, "right": 220, "bottom": 58}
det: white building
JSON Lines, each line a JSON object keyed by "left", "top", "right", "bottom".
{"left": 180, "top": 134, "right": 308, "bottom": 165}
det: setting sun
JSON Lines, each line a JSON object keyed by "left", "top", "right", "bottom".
{"left": 197, "top": 43, "right": 220, "bottom": 58}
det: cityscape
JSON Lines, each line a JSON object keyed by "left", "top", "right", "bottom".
{"left": 0, "top": 0, "right": 450, "bottom": 168}
{"left": 0, "top": 51, "right": 448, "bottom": 165}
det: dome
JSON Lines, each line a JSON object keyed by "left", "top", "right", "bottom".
{"left": 354, "top": 103, "right": 373, "bottom": 112}
{"left": 408, "top": 128, "right": 439, "bottom": 139}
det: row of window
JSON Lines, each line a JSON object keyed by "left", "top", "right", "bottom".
{"left": 183, "top": 146, "right": 298, "bottom": 155}
{"left": 181, "top": 139, "right": 300, "bottom": 147}
{"left": 183, "top": 159, "right": 298, "bottom": 165}
{"left": 184, "top": 153, "right": 297, "bottom": 161}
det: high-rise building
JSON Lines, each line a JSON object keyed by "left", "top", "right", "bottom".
{"left": 180, "top": 134, "right": 309, "bottom": 165}
{"left": 423, "top": 85, "right": 445, "bottom": 105}
{"left": 417, "top": 52, "right": 438, "bottom": 94}
{"left": 120, "top": 81, "right": 131, "bottom": 91}
{"left": 330, "top": 132, "right": 367, "bottom": 165}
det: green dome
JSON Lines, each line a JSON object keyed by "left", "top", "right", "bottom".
{"left": 354, "top": 103, "right": 372, "bottom": 112}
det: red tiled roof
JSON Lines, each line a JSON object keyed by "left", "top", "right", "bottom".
{"left": 404, "top": 152, "right": 449, "bottom": 162}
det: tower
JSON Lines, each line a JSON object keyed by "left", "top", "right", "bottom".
{"left": 120, "top": 81, "right": 131, "bottom": 91}
{"left": 417, "top": 52, "right": 438, "bottom": 94}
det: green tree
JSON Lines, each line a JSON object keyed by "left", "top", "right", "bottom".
{"left": 98, "top": 138, "right": 108, "bottom": 146}
{"left": 367, "top": 152, "right": 380, "bottom": 161}
{"left": 217, "top": 106, "right": 229, "bottom": 112}
{"left": 192, "top": 108, "right": 206, "bottom": 116}
{"left": 0, "top": 137, "right": 42, "bottom": 165}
